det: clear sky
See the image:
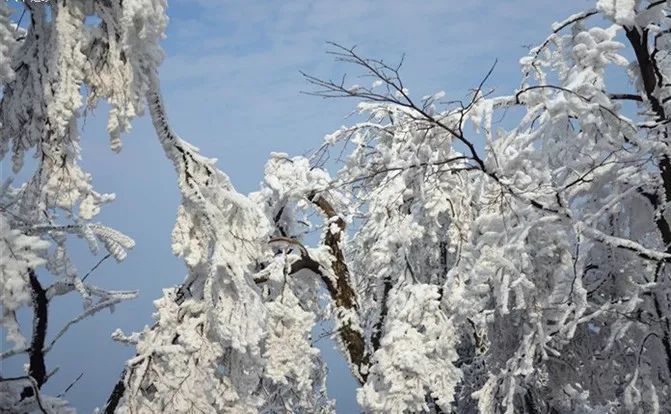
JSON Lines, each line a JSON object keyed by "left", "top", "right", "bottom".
{"left": 2, "top": 1, "right": 593, "bottom": 412}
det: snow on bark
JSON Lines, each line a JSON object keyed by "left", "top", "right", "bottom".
{"left": 4, "top": 0, "right": 671, "bottom": 413}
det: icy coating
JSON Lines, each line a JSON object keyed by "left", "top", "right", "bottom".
{"left": 2, "top": 0, "right": 671, "bottom": 413}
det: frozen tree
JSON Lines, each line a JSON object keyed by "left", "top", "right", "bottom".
{"left": 0, "top": 0, "right": 154, "bottom": 411}
{"left": 3, "top": 0, "right": 671, "bottom": 413}
{"left": 2, "top": 1, "right": 330, "bottom": 413}
{"left": 296, "top": 1, "right": 671, "bottom": 411}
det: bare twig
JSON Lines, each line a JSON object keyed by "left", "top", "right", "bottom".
{"left": 57, "top": 372, "right": 84, "bottom": 398}
{"left": 82, "top": 253, "right": 112, "bottom": 282}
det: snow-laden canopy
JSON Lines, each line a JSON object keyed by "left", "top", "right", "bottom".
{"left": 2, "top": 0, "right": 671, "bottom": 413}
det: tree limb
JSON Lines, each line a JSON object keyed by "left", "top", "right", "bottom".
{"left": 104, "top": 371, "right": 127, "bottom": 414}
{"left": 624, "top": 22, "right": 671, "bottom": 379}
{"left": 20, "top": 269, "right": 48, "bottom": 399}
{"left": 287, "top": 192, "right": 370, "bottom": 383}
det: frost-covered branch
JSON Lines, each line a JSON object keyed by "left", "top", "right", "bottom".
{"left": 5, "top": 0, "right": 671, "bottom": 412}
{"left": 307, "top": 193, "right": 369, "bottom": 383}
{"left": 24, "top": 270, "right": 47, "bottom": 396}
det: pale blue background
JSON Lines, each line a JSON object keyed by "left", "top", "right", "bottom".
{"left": 1, "top": 1, "right": 592, "bottom": 412}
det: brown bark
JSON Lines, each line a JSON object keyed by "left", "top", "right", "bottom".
{"left": 288, "top": 193, "right": 371, "bottom": 383}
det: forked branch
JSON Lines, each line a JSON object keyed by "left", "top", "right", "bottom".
{"left": 283, "top": 192, "right": 370, "bottom": 383}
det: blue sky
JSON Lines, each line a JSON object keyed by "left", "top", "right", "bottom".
{"left": 2, "top": 1, "right": 593, "bottom": 412}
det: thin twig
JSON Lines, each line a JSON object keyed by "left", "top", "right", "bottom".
{"left": 57, "top": 372, "right": 84, "bottom": 398}
{"left": 82, "top": 253, "right": 112, "bottom": 282}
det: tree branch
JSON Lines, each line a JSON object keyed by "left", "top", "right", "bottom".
{"left": 286, "top": 192, "right": 370, "bottom": 383}
{"left": 624, "top": 22, "right": 671, "bottom": 380}
{"left": 20, "top": 269, "right": 48, "bottom": 399}
{"left": 609, "top": 93, "right": 643, "bottom": 102}
{"left": 370, "top": 275, "right": 392, "bottom": 352}
{"left": 104, "top": 371, "right": 127, "bottom": 414}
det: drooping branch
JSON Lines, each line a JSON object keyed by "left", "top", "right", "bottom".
{"left": 105, "top": 75, "right": 276, "bottom": 411}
